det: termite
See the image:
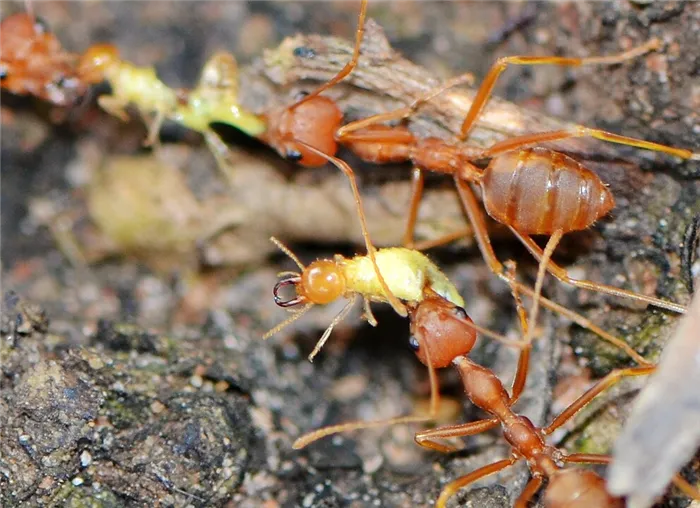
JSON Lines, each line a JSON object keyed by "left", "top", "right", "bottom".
{"left": 76, "top": 45, "right": 266, "bottom": 147}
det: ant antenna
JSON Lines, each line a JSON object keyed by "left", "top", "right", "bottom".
{"left": 270, "top": 236, "right": 305, "bottom": 271}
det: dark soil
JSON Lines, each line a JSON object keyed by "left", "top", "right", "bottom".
{"left": 2, "top": 2, "right": 698, "bottom": 507}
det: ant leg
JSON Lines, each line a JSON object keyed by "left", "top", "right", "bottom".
{"left": 502, "top": 260, "right": 531, "bottom": 405}
{"left": 563, "top": 454, "right": 700, "bottom": 501}
{"left": 460, "top": 38, "right": 661, "bottom": 140}
{"left": 454, "top": 177, "right": 652, "bottom": 366}
{"left": 293, "top": 336, "right": 443, "bottom": 449}
{"left": 414, "top": 418, "right": 499, "bottom": 453}
{"left": 289, "top": 0, "right": 367, "bottom": 110}
{"left": 435, "top": 458, "right": 518, "bottom": 508}
{"left": 403, "top": 167, "right": 424, "bottom": 248}
{"left": 670, "top": 475, "right": 700, "bottom": 500}
{"left": 542, "top": 365, "right": 655, "bottom": 436}
{"left": 308, "top": 297, "right": 357, "bottom": 362}
{"left": 361, "top": 297, "right": 378, "bottom": 327}
{"left": 336, "top": 72, "right": 475, "bottom": 138}
{"left": 523, "top": 229, "right": 563, "bottom": 348}
{"left": 514, "top": 475, "right": 545, "bottom": 508}
{"left": 401, "top": 166, "right": 475, "bottom": 252}
{"left": 203, "top": 130, "right": 236, "bottom": 183}
{"left": 297, "top": 141, "right": 407, "bottom": 317}
{"left": 480, "top": 129, "right": 697, "bottom": 160}
{"left": 512, "top": 230, "right": 687, "bottom": 314}
{"left": 143, "top": 109, "right": 165, "bottom": 147}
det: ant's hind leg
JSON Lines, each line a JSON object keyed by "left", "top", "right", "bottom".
{"left": 454, "top": 178, "right": 652, "bottom": 366}
{"left": 512, "top": 229, "right": 687, "bottom": 315}
{"left": 459, "top": 38, "right": 661, "bottom": 140}
{"left": 434, "top": 458, "right": 517, "bottom": 508}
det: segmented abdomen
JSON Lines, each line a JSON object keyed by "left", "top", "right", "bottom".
{"left": 481, "top": 147, "right": 614, "bottom": 234}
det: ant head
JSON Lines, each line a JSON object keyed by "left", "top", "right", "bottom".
{"left": 408, "top": 297, "right": 477, "bottom": 369}
{"left": 78, "top": 44, "right": 119, "bottom": 84}
{"left": 1, "top": 13, "right": 37, "bottom": 40}
{"left": 279, "top": 96, "right": 343, "bottom": 167}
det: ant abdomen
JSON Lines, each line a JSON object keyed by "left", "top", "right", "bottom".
{"left": 263, "top": 96, "right": 343, "bottom": 167}
{"left": 545, "top": 469, "right": 623, "bottom": 508}
{"left": 481, "top": 147, "right": 615, "bottom": 234}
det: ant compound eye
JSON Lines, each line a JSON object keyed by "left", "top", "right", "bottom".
{"left": 452, "top": 306, "right": 469, "bottom": 320}
{"left": 294, "top": 90, "right": 309, "bottom": 101}
{"left": 286, "top": 149, "right": 303, "bottom": 162}
{"left": 0, "top": 66, "right": 7, "bottom": 80}
{"left": 408, "top": 336, "right": 420, "bottom": 351}
{"left": 293, "top": 46, "right": 316, "bottom": 59}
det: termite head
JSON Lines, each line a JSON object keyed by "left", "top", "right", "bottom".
{"left": 264, "top": 237, "right": 347, "bottom": 341}
{"left": 273, "top": 259, "right": 346, "bottom": 307}
{"left": 78, "top": 43, "right": 120, "bottom": 84}
{"left": 408, "top": 296, "right": 477, "bottom": 368}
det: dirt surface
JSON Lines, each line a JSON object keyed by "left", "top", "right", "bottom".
{"left": 2, "top": 2, "right": 699, "bottom": 508}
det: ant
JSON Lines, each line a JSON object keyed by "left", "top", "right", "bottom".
{"left": 288, "top": 256, "right": 698, "bottom": 505}
{"left": 405, "top": 289, "right": 700, "bottom": 508}
{"left": 269, "top": 235, "right": 655, "bottom": 455}
{"left": 326, "top": 21, "right": 697, "bottom": 319}
{"left": 75, "top": 45, "right": 266, "bottom": 147}
{"left": 0, "top": 11, "right": 86, "bottom": 106}
{"left": 215, "top": 1, "right": 695, "bottom": 321}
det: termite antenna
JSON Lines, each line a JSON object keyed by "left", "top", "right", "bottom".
{"left": 270, "top": 236, "right": 306, "bottom": 271}
{"left": 308, "top": 296, "right": 357, "bottom": 362}
{"left": 263, "top": 303, "right": 314, "bottom": 340}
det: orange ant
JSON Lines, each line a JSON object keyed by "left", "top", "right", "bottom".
{"left": 208, "top": 0, "right": 696, "bottom": 336}
{"left": 406, "top": 292, "right": 700, "bottom": 508}
{"left": 0, "top": 11, "right": 85, "bottom": 105}
{"left": 329, "top": 34, "right": 697, "bottom": 320}
{"left": 285, "top": 259, "right": 700, "bottom": 504}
